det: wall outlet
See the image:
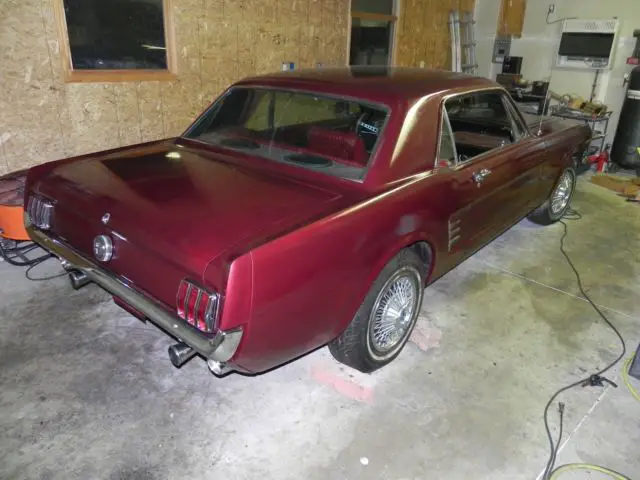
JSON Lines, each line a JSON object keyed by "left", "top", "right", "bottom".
{"left": 548, "top": 4, "right": 555, "bottom": 14}
{"left": 419, "top": 60, "right": 425, "bottom": 68}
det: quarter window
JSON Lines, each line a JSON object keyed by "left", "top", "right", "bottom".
{"left": 437, "top": 111, "right": 457, "bottom": 167}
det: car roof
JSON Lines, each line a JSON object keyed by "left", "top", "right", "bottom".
{"left": 236, "top": 66, "right": 497, "bottom": 102}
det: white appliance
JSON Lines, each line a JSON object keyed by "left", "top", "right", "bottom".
{"left": 556, "top": 19, "right": 619, "bottom": 70}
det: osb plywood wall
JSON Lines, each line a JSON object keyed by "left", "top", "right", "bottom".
{"left": 0, "top": 0, "right": 349, "bottom": 175}
{"left": 396, "top": 0, "right": 475, "bottom": 68}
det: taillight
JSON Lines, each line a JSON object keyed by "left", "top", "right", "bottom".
{"left": 26, "top": 195, "right": 54, "bottom": 229}
{"left": 176, "top": 279, "right": 219, "bottom": 333}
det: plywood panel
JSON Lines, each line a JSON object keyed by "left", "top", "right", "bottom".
{"left": 62, "top": 83, "right": 122, "bottom": 156}
{"left": 238, "top": 23, "right": 257, "bottom": 62}
{"left": 254, "top": 0, "right": 277, "bottom": 24}
{"left": 203, "top": 0, "right": 224, "bottom": 20}
{"left": 498, "top": 0, "right": 526, "bottom": 38}
{"left": 2, "top": 0, "right": 350, "bottom": 172}
{"left": 138, "top": 82, "right": 165, "bottom": 143}
{"left": 308, "top": 0, "right": 323, "bottom": 26}
{"left": 224, "top": 0, "right": 247, "bottom": 24}
{"left": 396, "top": 0, "right": 476, "bottom": 69}
{"left": 114, "top": 83, "right": 142, "bottom": 147}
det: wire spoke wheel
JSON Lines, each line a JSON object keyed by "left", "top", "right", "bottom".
{"left": 368, "top": 267, "right": 421, "bottom": 357}
{"left": 550, "top": 171, "right": 574, "bottom": 215}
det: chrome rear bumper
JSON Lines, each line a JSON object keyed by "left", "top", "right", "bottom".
{"left": 27, "top": 225, "right": 241, "bottom": 363}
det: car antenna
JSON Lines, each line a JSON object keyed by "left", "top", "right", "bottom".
{"left": 536, "top": 92, "right": 552, "bottom": 137}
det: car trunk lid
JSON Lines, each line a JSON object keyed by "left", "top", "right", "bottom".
{"left": 33, "top": 143, "right": 345, "bottom": 294}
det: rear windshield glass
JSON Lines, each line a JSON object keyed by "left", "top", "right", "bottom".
{"left": 184, "top": 88, "right": 388, "bottom": 181}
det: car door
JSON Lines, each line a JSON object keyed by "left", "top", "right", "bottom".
{"left": 498, "top": 93, "right": 549, "bottom": 215}
{"left": 434, "top": 102, "right": 505, "bottom": 265}
{"left": 438, "top": 89, "right": 546, "bottom": 261}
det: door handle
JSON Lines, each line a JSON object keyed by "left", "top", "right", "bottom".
{"left": 472, "top": 168, "right": 492, "bottom": 186}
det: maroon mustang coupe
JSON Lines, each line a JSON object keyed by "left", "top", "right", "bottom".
{"left": 24, "top": 68, "right": 591, "bottom": 376}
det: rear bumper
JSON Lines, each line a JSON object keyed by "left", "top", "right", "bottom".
{"left": 26, "top": 224, "right": 242, "bottom": 364}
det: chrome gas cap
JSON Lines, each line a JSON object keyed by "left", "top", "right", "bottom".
{"left": 93, "top": 235, "right": 113, "bottom": 262}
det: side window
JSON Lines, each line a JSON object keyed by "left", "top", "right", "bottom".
{"left": 445, "top": 90, "right": 517, "bottom": 163}
{"left": 437, "top": 110, "right": 457, "bottom": 167}
{"left": 502, "top": 95, "right": 528, "bottom": 140}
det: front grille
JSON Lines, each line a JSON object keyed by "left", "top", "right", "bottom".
{"left": 27, "top": 195, "right": 54, "bottom": 229}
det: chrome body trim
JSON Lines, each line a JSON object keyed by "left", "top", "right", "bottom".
{"left": 26, "top": 224, "right": 240, "bottom": 363}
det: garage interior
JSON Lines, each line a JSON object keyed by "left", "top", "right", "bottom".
{"left": 1, "top": 0, "right": 640, "bottom": 479}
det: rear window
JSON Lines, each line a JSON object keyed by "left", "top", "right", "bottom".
{"left": 184, "top": 88, "right": 388, "bottom": 181}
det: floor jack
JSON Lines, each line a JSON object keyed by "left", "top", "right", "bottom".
{"left": 585, "top": 144, "right": 610, "bottom": 173}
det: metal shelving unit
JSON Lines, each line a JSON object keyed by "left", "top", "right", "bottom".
{"left": 550, "top": 107, "right": 612, "bottom": 155}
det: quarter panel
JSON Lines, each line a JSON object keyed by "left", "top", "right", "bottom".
{"left": 539, "top": 125, "right": 591, "bottom": 197}
{"left": 232, "top": 173, "right": 451, "bottom": 373}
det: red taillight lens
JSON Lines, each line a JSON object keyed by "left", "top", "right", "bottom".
{"left": 175, "top": 279, "right": 219, "bottom": 333}
{"left": 176, "top": 280, "right": 189, "bottom": 318}
{"left": 185, "top": 287, "right": 199, "bottom": 325}
{"left": 196, "top": 291, "right": 210, "bottom": 331}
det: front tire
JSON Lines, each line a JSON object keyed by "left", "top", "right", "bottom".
{"left": 528, "top": 167, "right": 576, "bottom": 225}
{"left": 329, "top": 249, "right": 425, "bottom": 373}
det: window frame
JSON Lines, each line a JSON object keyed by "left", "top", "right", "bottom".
{"left": 435, "top": 87, "right": 532, "bottom": 169}
{"left": 53, "top": 0, "right": 177, "bottom": 83}
{"left": 436, "top": 107, "right": 458, "bottom": 167}
{"left": 350, "top": 0, "right": 399, "bottom": 66}
{"left": 500, "top": 94, "right": 530, "bottom": 141}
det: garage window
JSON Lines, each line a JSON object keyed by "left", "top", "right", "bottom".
{"left": 54, "top": 0, "right": 176, "bottom": 83}
{"left": 350, "top": 0, "right": 397, "bottom": 66}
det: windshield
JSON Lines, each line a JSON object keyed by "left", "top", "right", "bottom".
{"left": 184, "top": 87, "right": 388, "bottom": 181}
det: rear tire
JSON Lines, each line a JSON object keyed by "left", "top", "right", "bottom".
{"left": 528, "top": 167, "right": 576, "bottom": 225}
{"left": 329, "top": 249, "right": 426, "bottom": 373}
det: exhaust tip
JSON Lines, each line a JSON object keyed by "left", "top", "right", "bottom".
{"left": 207, "top": 359, "right": 232, "bottom": 376}
{"left": 68, "top": 270, "right": 91, "bottom": 290}
{"left": 168, "top": 343, "right": 196, "bottom": 368}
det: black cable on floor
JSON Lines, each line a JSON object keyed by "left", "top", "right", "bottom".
{"left": 24, "top": 257, "right": 67, "bottom": 281}
{"left": 541, "top": 208, "right": 626, "bottom": 480}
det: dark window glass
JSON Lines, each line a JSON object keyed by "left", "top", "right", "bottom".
{"left": 558, "top": 33, "right": 614, "bottom": 58}
{"left": 63, "top": 0, "right": 167, "bottom": 70}
{"left": 352, "top": 0, "right": 394, "bottom": 15}
{"left": 186, "top": 88, "right": 388, "bottom": 180}
{"left": 350, "top": 18, "right": 392, "bottom": 66}
{"left": 445, "top": 92, "right": 515, "bottom": 162}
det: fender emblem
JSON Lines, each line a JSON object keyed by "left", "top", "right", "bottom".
{"left": 102, "top": 213, "right": 111, "bottom": 225}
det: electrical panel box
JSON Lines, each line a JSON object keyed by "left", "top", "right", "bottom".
{"left": 492, "top": 36, "right": 511, "bottom": 63}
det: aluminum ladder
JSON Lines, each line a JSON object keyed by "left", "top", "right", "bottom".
{"left": 449, "top": 10, "right": 477, "bottom": 75}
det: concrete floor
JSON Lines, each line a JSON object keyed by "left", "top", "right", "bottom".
{"left": 1, "top": 177, "right": 639, "bottom": 480}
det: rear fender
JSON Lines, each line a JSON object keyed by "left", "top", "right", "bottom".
{"left": 333, "top": 233, "right": 436, "bottom": 336}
